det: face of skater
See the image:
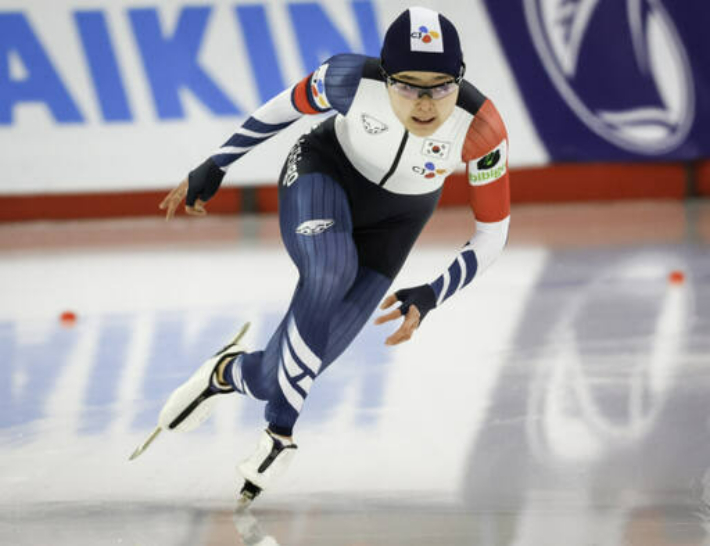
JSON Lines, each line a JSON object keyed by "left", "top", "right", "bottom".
{"left": 387, "top": 70, "right": 460, "bottom": 137}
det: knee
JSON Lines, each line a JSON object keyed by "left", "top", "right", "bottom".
{"left": 297, "top": 230, "right": 358, "bottom": 297}
{"left": 304, "top": 259, "right": 357, "bottom": 301}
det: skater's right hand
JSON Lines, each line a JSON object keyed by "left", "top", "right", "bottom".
{"left": 159, "top": 178, "right": 208, "bottom": 221}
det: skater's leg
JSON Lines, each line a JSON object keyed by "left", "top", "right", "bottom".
{"left": 225, "top": 287, "right": 299, "bottom": 399}
{"left": 227, "top": 172, "right": 359, "bottom": 435}
{"left": 257, "top": 266, "right": 390, "bottom": 432}
{"left": 234, "top": 265, "right": 391, "bottom": 500}
{"left": 321, "top": 266, "right": 391, "bottom": 369}
{"left": 262, "top": 267, "right": 392, "bottom": 434}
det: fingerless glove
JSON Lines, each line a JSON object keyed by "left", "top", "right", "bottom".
{"left": 395, "top": 284, "right": 437, "bottom": 323}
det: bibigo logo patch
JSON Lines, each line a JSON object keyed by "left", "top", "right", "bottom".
{"left": 468, "top": 165, "right": 506, "bottom": 184}
{"left": 476, "top": 150, "right": 501, "bottom": 170}
{"left": 469, "top": 141, "right": 507, "bottom": 185}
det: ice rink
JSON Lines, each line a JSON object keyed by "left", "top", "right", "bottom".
{"left": 1, "top": 201, "right": 709, "bottom": 546}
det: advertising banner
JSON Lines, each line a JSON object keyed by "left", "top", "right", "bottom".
{"left": 0, "top": 0, "right": 707, "bottom": 196}
{"left": 484, "top": 0, "right": 710, "bottom": 161}
{"left": 0, "top": 0, "right": 544, "bottom": 195}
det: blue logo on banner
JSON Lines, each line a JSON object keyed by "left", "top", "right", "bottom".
{"left": 485, "top": 0, "right": 707, "bottom": 160}
{"left": 524, "top": 0, "right": 694, "bottom": 155}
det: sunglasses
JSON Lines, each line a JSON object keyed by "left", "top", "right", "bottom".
{"left": 381, "top": 68, "right": 463, "bottom": 100}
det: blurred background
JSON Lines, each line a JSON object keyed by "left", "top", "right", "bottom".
{"left": 1, "top": 1, "right": 709, "bottom": 545}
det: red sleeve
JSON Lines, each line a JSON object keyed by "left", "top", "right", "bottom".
{"left": 462, "top": 99, "right": 511, "bottom": 223}
{"left": 291, "top": 73, "right": 320, "bottom": 114}
{"left": 469, "top": 172, "right": 510, "bottom": 223}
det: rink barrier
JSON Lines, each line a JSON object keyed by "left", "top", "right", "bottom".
{"left": 0, "top": 161, "right": 706, "bottom": 222}
{"left": 0, "top": 188, "right": 243, "bottom": 222}
{"left": 697, "top": 161, "right": 710, "bottom": 197}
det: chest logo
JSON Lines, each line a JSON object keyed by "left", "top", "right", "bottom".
{"left": 361, "top": 113, "right": 388, "bottom": 135}
{"left": 422, "top": 139, "right": 450, "bottom": 159}
{"left": 412, "top": 161, "right": 448, "bottom": 179}
{"left": 296, "top": 219, "right": 335, "bottom": 236}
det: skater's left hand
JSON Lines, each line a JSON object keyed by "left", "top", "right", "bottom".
{"left": 374, "top": 293, "right": 421, "bottom": 345}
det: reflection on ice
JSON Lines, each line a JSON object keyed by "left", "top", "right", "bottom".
{"left": 233, "top": 509, "right": 280, "bottom": 546}
{"left": 461, "top": 246, "right": 710, "bottom": 546}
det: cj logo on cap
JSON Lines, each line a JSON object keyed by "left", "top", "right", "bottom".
{"left": 409, "top": 7, "right": 444, "bottom": 53}
{"left": 411, "top": 26, "right": 440, "bottom": 44}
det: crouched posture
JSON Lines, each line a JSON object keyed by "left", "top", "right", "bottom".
{"left": 142, "top": 7, "right": 511, "bottom": 504}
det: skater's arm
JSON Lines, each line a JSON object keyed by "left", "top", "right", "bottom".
{"left": 419, "top": 100, "right": 510, "bottom": 308}
{"left": 161, "top": 54, "right": 367, "bottom": 219}
{"left": 375, "top": 100, "right": 510, "bottom": 342}
{"left": 159, "top": 86, "right": 310, "bottom": 220}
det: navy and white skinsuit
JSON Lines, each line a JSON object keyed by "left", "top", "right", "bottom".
{"left": 187, "top": 54, "right": 511, "bottom": 436}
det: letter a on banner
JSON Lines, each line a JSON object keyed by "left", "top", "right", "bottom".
{"left": 75, "top": 11, "right": 133, "bottom": 122}
{"left": 0, "top": 13, "right": 83, "bottom": 124}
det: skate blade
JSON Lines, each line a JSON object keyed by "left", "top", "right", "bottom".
{"left": 231, "top": 322, "right": 251, "bottom": 345}
{"left": 128, "top": 426, "right": 162, "bottom": 461}
{"left": 235, "top": 494, "right": 253, "bottom": 512}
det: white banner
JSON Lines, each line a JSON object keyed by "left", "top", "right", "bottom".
{"left": 0, "top": 0, "right": 547, "bottom": 195}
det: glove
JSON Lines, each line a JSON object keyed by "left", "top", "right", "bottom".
{"left": 186, "top": 158, "right": 226, "bottom": 206}
{"left": 395, "top": 284, "right": 437, "bottom": 324}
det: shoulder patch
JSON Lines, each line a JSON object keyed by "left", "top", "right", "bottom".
{"left": 309, "top": 63, "right": 331, "bottom": 110}
{"left": 468, "top": 140, "right": 507, "bottom": 186}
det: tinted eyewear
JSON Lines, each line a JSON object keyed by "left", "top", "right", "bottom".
{"left": 385, "top": 74, "right": 459, "bottom": 100}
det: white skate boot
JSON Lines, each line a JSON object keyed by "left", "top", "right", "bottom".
{"left": 237, "top": 430, "right": 298, "bottom": 506}
{"left": 129, "top": 322, "right": 250, "bottom": 460}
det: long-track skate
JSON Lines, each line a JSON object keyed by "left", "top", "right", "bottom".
{"left": 128, "top": 322, "right": 250, "bottom": 460}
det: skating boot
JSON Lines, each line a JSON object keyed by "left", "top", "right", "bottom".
{"left": 129, "top": 322, "right": 250, "bottom": 460}
{"left": 236, "top": 430, "right": 298, "bottom": 507}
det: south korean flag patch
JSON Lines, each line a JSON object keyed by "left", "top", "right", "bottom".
{"left": 409, "top": 7, "right": 444, "bottom": 53}
{"left": 422, "top": 139, "right": 450, "bottom": 159}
